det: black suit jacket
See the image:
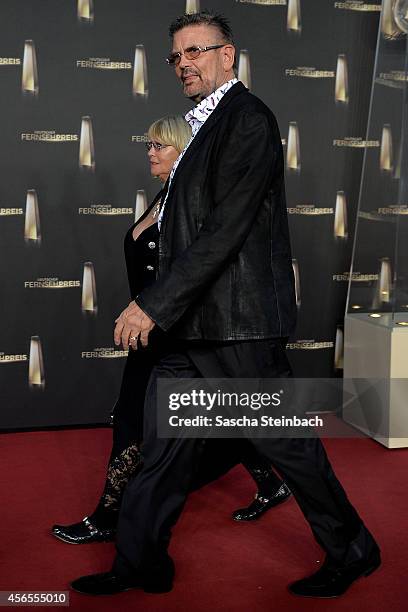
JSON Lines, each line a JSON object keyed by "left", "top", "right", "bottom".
{"left": 135, "top": 81, "right": 297, "bottom": 341}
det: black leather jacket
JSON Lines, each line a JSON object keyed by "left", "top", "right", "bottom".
{"left": 136, "top": 82, "right": 297, "bottom": 341}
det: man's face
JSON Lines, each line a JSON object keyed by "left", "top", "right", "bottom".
{"left": 171, "top": 24, "right": 234, "bottom": 102}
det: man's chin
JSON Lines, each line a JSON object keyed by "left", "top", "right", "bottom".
{"left": 182, "top": 83, "right": 201, "bottom": 100}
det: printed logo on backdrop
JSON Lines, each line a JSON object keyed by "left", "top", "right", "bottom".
{"left": 286, "top": 122, "right": 300, "bottom": 172}
{"left": 21, "top": 118, "right": 96, "bottom": 171}
{"left": 79, "top": 204, "right": 133, "bottom": 216}
{"left": 22, "top": 40, "right": 39, "bottom": 95}
{"left": 78, "top": 0, "right": 94, "bottom": 23}
{"left": 334, "top": 1, "right": 381, "bottom": 11}
{"left": 285, "top": 67, "right": 335, "bottom": 78}
{"left": 381, "top": 0, "right": 406, "bottom": 40}
{"left": 82, "top": 262, "right": 97, "bottom": 314}
{"left": 22, "top": 263, "right": 97, "bottom": 316}
{"left": 332, "top": 272, "right": 379, "bottom": 282}
{"left": 379, "top": 123, "right": 403, "bottom": 179}
{"left": 133, "top": 45, "right": 148, "bottom": 98}
{"left": 134, "top": 190, "right": 148, "bottom": 222}
{"left": 333, "top": 137, "right": 380, "bottom": 147}
{"left": 377, "top": 71, "right": 408, "bottom": 85}
{"left": 335, "top": 55, "right": 348, "bottom": 104}
{"left": 238, "top": 50, "right": 251, "bottom": 90}
{"left": 236, "top": 0, "right": 301, "bottom": 34}
{"left": 0, "top": 57, "right": 21, "bottom": 65}
{"left": 377, "top": 205, "right": 408, "bottom": 215}
{"left": 334, "top": 192, "right": 348, "bottom": 239}
{"left": 236, "top": 1, "right": 287, "bottom": 5}
{"left": 285, "top": 54, "right": 348, "bottom": 104}
{"left": 380, "top": 124, "right": 394, "bottom": 172}
{"left": 76, "top": 48, "right": 144, "bottom": 98}
{"left": 80, "top": 192, "right": 148, "bottom": 222}
{"left": 76, "top": 58, "right": 132, "bottom": 70}
{"left": 334, "top": 327, "right": 344, "bottom": 370}
{"left": 79, "top": 116, "right": 95, "bottom": 170}
{"left": 0, "top": 352, "right": 27, "bottom": 363}
{"left": 186, "top": 1, "right": 201, "bottom": 14}
{"left": 287, "top": 0, "right": 301, "bottom": 33}
{"left": 0, "top": 207, "right": 23, "bottom": 216}
{"left": 25, "top": 190, "right": 41, "bottom": 244}
{"left": 29, "top": 336, "right": 45, "bottom": 389}
{"left": 373, "top": 259, "right": 392, "bottom": 307}
{"left": 345, "top": 259, "right": 393, "bottom": 310}
{"left": 292, "top": 259, "right": 301, "bottom": 309}
{"left": 131, "top": 134, "right": 148, "bottom": 143}
{"left": 24, "top": 278, "right": 81, "bottom": 289}
{"left": 21, "top": 131, "right": 78, "bottom": 142}
{"left": 80, "top": 191, "right": 150, "bottom": 223}
{"left": 286, "top": 340, "right": 334, "bottom": 350}
{"left": 81, "top": 347, "right": 128, "bottom": 359}
{"left": 288, "top": 194, "right": 347, "bottom": 239}
{"left": 287, "top": 205, "right": 334, "bottom": 215}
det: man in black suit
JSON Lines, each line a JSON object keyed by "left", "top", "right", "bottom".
{"left": 72, "top": 10, "right": 380, "bottom": 598}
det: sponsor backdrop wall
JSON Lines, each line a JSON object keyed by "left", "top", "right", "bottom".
{"left": 0, "top": 0, "right": 382, "bottom": 429}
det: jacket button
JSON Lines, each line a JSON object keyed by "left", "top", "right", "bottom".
{"left": 146, "top": 265, "right": 154, "bottom": 271}
{"left": 148, "top": 241, "right": 156, "bottom": 249}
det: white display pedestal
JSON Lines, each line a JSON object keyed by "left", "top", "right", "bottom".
{"left": 343, "top": 313, "right": 408, "bottom": 448}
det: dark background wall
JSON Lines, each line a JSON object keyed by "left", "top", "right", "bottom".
{"left": 0, "top": 0, "right": 380, "bottom": 429}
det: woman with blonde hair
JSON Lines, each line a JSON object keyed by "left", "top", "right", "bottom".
{"left": 52, "top": 116, "right": 289, "bottom": 544}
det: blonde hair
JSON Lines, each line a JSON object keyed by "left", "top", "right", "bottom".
{"left": 148, "top": 115, "right": 191, "bottom": 154}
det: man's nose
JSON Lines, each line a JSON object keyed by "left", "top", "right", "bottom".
{"left": 178, "top": 52, "right": 191, "bottom": 70}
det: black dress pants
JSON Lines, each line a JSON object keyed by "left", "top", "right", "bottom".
{"left": 113, "top": 339, "right": 379, "bottom": 576}
{"left": 106, "top": 333, "right": 278, "bottom": 504}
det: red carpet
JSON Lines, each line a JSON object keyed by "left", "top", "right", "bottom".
{"left": 0, "top": 429, "right": 407, "bottom": 611}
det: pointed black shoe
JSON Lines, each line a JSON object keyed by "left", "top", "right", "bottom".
{"left": 71, "top": 559, "right": 175, "bottom": 596}
{"left": 52, "top": 516, "right": 116, "bottom": 544}
{"left": 288, "top": 552, "right": 381, "bottom": 598}
{"left": 71, "top": 572, "right": 140, "bottom": 596}
{"left": 232, "top": 483, "right": 291, "bottom": 521}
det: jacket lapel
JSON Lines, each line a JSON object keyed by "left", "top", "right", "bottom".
{"left": 169, "top": 81, "right": 247, "bottom": 191}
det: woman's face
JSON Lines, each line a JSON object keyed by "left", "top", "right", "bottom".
{"left": 147, "top": 139, "right": 180, "bottom": 183}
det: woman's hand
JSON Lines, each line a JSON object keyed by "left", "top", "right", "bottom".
{"left": 114, "top": 301, "right": 155, "bottom": 350}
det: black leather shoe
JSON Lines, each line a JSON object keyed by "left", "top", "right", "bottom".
{"left": 288, "top": 552, "right": 381, "bottom": 598}
{"left": 71, "top": 572, "right": 140, "bottom": 596}
{"left": 52, "top": 516, "right": 115, "bottom": 544}
{"left": 232, "top": 483, "right": 291, "bottom": 521}
{"left": 71, "top": 560, "right": 174, "bottom": 595}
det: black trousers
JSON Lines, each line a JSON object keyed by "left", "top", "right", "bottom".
{"left": 113, "top": 339, "right": 379, "bottom": 576}
{"left": 100, "top": 333, "right": 281, "bottom": 520}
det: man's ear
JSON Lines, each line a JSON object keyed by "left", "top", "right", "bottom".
{"left": 222, "top": 45, "right": 235, "bottom": 72}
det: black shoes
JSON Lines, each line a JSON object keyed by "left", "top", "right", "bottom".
{"left": 71, "top": 558, "right": 175, "bottom": 595}
{"left": 54, "top": 483, "right": 291, "bottom": 543}
{"left": 71, "top": 571, "right": 139, "bottom": 596}
{"left": 288, "top": 551, "right": 381, "bottom": 598}
{"left": 232, "top": 483, "right": 291, "bottom": 521}
{"left": 51, "top": 516, "right": 116, "bottom": 544}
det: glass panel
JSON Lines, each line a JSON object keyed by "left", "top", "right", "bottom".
{"left": 347, "top": 0, "right": 408, "bottom": 327}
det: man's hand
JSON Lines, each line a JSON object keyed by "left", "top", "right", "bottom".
{"left": 114, "top": 301, "right": 155, "bottom": 350}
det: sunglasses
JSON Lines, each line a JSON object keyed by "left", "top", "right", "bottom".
{"left": 166, "top": 44, "right": 225, "bottom": 66}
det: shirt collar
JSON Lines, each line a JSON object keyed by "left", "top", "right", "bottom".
{"left": 185, "top": 78, "right": 239, "bottom": 127}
